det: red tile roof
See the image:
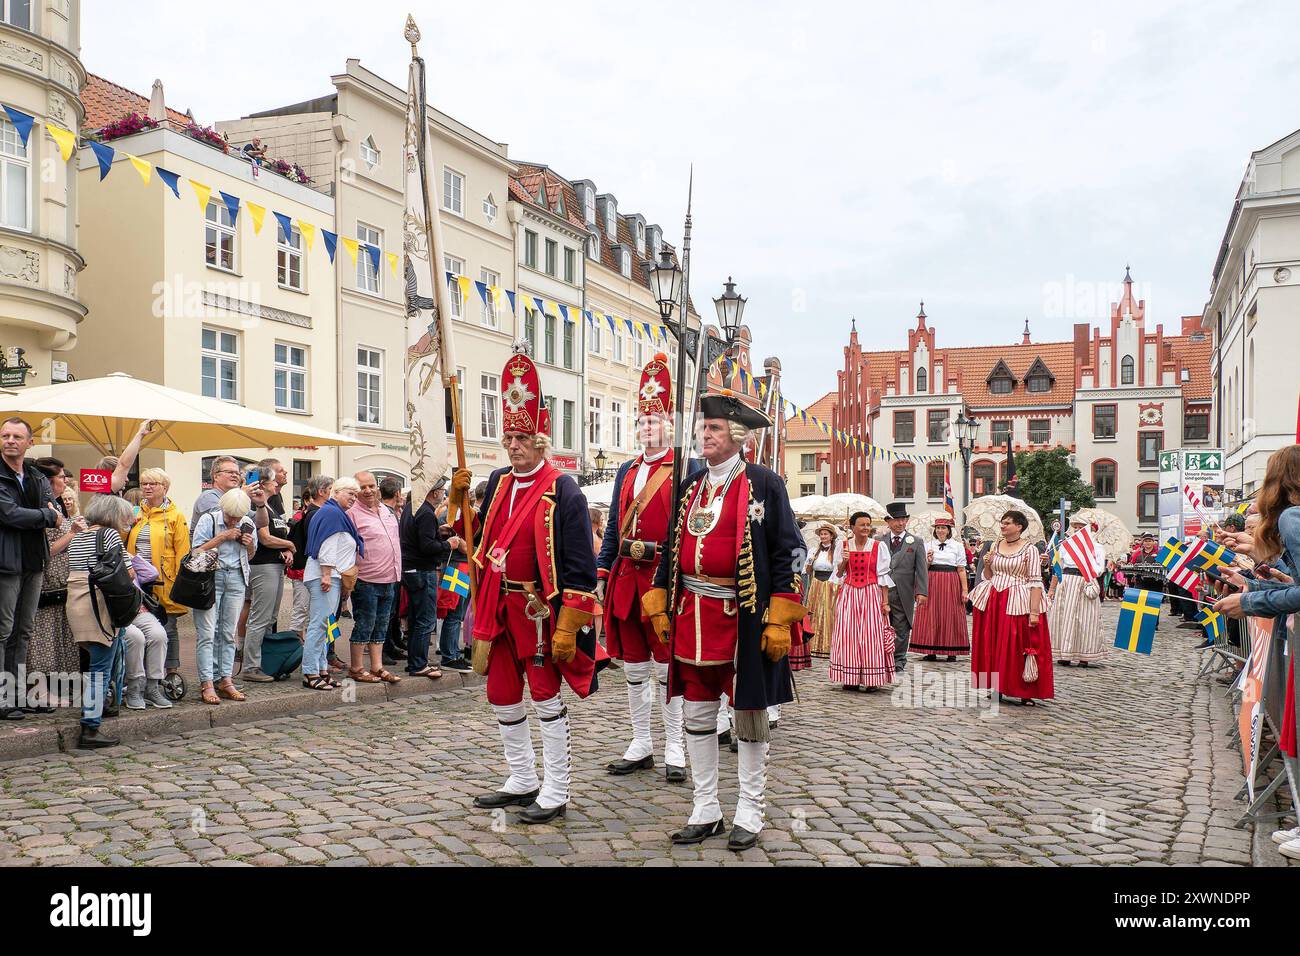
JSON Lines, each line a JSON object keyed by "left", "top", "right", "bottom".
{"left": 82, "top": 74, "right": 192, "bottom": 131}
{"left": 786, "top": 391, "right": 837, "bottom": 442}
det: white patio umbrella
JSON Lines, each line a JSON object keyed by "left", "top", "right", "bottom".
{"left": 1068, "top": 507, "right": 1134, "bottom": 563}
{"left": 825, "top": 493, "right": 887, "bottom": 522}
{"left": 580, "top": 479, "right": 617, "bottom": 510}
{"left": 0, "top": 372, "right": 368, "bottom": 454}
{"left": 790, "top": 494, "right": 834, "bottom": 520}
{"left": 962, "top": 494, "right": 1045, "bottom": 544}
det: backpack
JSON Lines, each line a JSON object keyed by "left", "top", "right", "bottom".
{"left": 260, "top": 631, "right": 304, "bottom": 680}
{"left": 88, "top": 528, "right": 143, "bottom": 633}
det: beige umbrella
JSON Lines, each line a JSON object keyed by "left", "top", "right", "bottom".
{"left": 790, "top": 494, "right": 834, "bottom": 521}
{"left": 907, "top": 509, "right": 960, "bottom": 542}
{"left": 824, "top": 492, "right": 887, "bottom": 522}
{"left": 0, "top": 372, "right": 368, "bottom": 454}
{"left": 962, "top": 494, "right": 1045, "bottom": 544}
{"left": 1068, "top": 507, "right": 1134, "bottom": 563}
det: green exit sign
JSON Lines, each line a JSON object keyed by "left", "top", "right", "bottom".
{"left": 1159, "top": 451, "right": 1180, "bottom": 472}
{"left": 1184, "top": 452, "right": 1222, "bottom": 471}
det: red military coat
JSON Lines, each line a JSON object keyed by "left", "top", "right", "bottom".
{"left": 599, "top": 450, "right": 675, "bottom": 624}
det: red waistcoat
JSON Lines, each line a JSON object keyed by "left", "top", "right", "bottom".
{"left": 673, "top": 467, "right": 748, "bottom": 665}
{"left": 842, "top": 542, "right": 881, "bottom": 589}
{"left": 606, "top": 451, "right": 674, "bottom": 621}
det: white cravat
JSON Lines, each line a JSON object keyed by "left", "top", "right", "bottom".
{"left": 706, "top": 452, "right": 742, "bottom": 486}
{"left": 508, "top": 459, "right": 546, "bottom": 517}
{"left": 633, "top": 447, "right": 669, "bottom": 496}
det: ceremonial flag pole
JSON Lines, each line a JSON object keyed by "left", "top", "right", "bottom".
{"left": 402, "top": 16, "right": 475, "bottom": 603}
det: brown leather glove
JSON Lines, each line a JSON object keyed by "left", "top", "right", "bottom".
{"left": 761, "top": 596, "right": 805, "bottom": 662}
{"left": 471, "top": 637, "right": 492, "bottom": 676}
{"left": 551, "top": 606, "right": 592, "bottom": 663}
{"left": 642, "top": 588, "right": 670, "bottom": 645}
{"left": 448, "top": 468, "right": 473, "bottom": 513}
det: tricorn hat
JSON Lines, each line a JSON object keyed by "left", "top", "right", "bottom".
{"left": 698, "top": 389, "right": 771, "bottom": 430}
{"left": 886, "top": 502, "right": 909, "bottom": 520}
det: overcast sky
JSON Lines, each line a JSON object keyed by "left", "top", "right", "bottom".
{"left": 84, "top": 0, "right": 1299, "bottom": 405}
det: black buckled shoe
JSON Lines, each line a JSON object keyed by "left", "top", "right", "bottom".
{"left": 472, "top": 788, "right": 539, "bottom": 810}
{"left": 665, "top": 764, "right": 688, "bottom": 784}
{"left": 517, "top": 801, "right": 567, "bottom": 824}
{"left": 671, "top": 818, "right": 726, "bottom": 845}
{"left": 727, "top": 825, "right": 760, "bottom": 852}
{"left": 77, "top": 726, "right": 120, "bottom": 749}
{"left": 606, "top": 754, "right": 654, "bottom": 775}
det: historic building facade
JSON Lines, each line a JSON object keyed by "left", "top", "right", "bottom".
{"left": 1202, "top": 126, "right": 1300, "bottom": 496}
{"left": 823, "top": 271, "right": 1213, "bottom": 531}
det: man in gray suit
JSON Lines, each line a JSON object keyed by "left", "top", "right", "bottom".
{"left": 878, "top": 502, "right": 927, "bottom": 675}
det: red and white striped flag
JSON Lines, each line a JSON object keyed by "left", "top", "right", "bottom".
{"left": 1183, "top": 482, "right": 1205, "bottom": 516}
{"left": 1167, "top": 538, "right": 1206, "bottom": 592}
{"left": 1060, "top": 527, "right": 1100, "bottom": 579}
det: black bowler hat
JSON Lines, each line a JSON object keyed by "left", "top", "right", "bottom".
{"left": 698, "top": 390, "right": 771, "bottom": 430}
{"left": 886, "top": 502, "right": 910, "bottom": 520}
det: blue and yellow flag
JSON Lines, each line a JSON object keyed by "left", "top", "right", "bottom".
{"left": 1192, "top": 541, "right": 1235, "bottom": 572}
{"left": 1114, "top": 587, "right": 1163, "bottom": 654}
{"left": 1198, "top": 606, "right": 1224, "bottom": 642}
{"left": 325, "top": 613, "right": 341, "bottom": 648}
{"left": 1157, "top": 537, "right": 1187, "bottom": 569}
{"left": 441, "top": 561, "right": 470, "bottom": 598}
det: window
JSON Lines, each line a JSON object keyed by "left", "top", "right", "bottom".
{"left": 544, "top": 238, "right": 558, "bottom": 277}
{"left": 562, "top": 400, "right": 575, "bottom": 449}
{"left": 444, "top": 254, "right": 464, "bottom": 319}
{"left": 523, "top": 307, "right": 537, "bottom": 356}
{"left": 1185, "top": 413, "right": 1210, "bottom": 442}
{"left": 564, "top": 247, "right": 577, "bottom": 284}
{"left": 613, "top": 326, "right": 625, "bottom": 363}
{"left": 588, "top": 395, "right": 602, "bottom": 445}
{"left": 635, "top": 221, "right": 645, "bottom": 256}
{"left": 1138, "top": 483, "right": 1158, "bottom": 523}
{"left": 524, "top": 230, "right": 538, "bottom": 269}
{"left": 1138, "top": 431, "right": 1163, "bottom": 468}
{"left": 1027, "top": 372, "right": 1052, "bottom": 393}
{"left": 480, "top": 373, "right": 499, "bottom": 440}
{"left": 356, "top": 347, "right": 382, "bottom": 425}
{"left": 292, "top": 461, "right": 315, "bottom": 503}
{"left": 276, "top": 221, "right": 303, "bottom": 291}
{"left": 357, "top": 222, "right": 382, "bottom": 294}
{"left": 633, "top": 331, "right": 644, "bottom": 369}
{"left": 588, "top": 318, "right": 602, "bottom": 355}
{"left": 205, "top": 201, "right": 236, "bottom": 271}
{"left": 360, "top": 136, "right": 380, "bottom": 167}
{"left": 588, "top": 233, "right": 600, "bottom": 260}
{"left": 583, "top": 187, "right": 595, "bottom": 224}
{"left": 611, "top": 400, "right": 624, "bottom": 449}
{"left": 927, "top": 410, "right": 947, "bottom": 443}
{"left": 800, "top": 483, "right": 816, "bottom": 497}
{"left": 448, "top": 366, "right": 466, "bottom": 434}
{"left": 0, "top": 117, "right": 30, "bottom": 231}
{"left": 1092, "top": 461, "right": 1117, "bottom": 499}
{"left": 480, "top": 268, "right": 499, "bottom": 328}
{"left": 927, "top": 462, "right": 945, "bottom": 500}
{"left": 544, "top": 314, "right": 556, "bottom": 365}
{"left": 800, "top": 453, "right": 817, "bottom": 472}
{"left": 201, "top": 328, "right": 238, "bottom": 402}
{"left": 442, "top": 166, "right": 464, "bottom": 215}
{"left": 894, "top": 463, "right": 915, "bottom": 499}
{"left": 972, "top": 461, "right": 996, "bottom": 497}
{"left": 893, "top": 410, "right": 915, "bottom": 444}
{"left": 915, "top": 367, "right": 927, "bottom": 393}
{"left": 620, "top": 248, "right": 631, "bottom": 277}
{"left": 989, "top": 377, "right": 1013, "bottom": 395}
{"left": 482, "top": 193, "right": 497, "bottom": 223}
{"left": 1028, "top": 419, "right": 1051, "bottom": 444}
{"left": 991, "top": 419, "right": 1012, "bottom": 446}
{"left": 605, "top": 200, "right": 615, "bottom": 237}
{"left": 2, "top": 1, "right": 30, "bottom": 29}
{"left": 1121, "top": 355, "right": 1135, "bottom": 385}
{"left": 1093, "top": 404, "right": 1117, "bottom": 439}
{"left": 563, "top": 319, "right": 575, "bottom": 370}
{"left": 274, "top": 343, "right": 307, "bottom": 412}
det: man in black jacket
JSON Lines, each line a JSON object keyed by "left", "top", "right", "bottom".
{"left": 0, "top": 418, "right": 59, "bottom": 719}
{"left": 399, "top": 476, "right": 458, "bottom": 678}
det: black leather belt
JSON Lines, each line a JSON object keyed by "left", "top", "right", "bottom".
{"left": 1061, "top": 567, "right": 1084, "bottom": 577}
{"left": 619, "top": 539, "right": 659, "bottom": 562}
{"left": 927, "top": 564, "right": 959, "bottom": 572}
{"left": 813, "top": 569, "right": 832, "bottom": 581}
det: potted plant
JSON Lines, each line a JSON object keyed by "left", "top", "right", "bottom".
{"left": 94, "top": 112, "right": 159, "bottom": 143}
{"left": 183, "top": 122, "right": 228, "bottom": 153}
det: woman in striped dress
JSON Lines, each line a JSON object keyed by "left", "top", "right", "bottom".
{"left": 828, "top": 511, "right": 895, "bottom": 691}
{"left": 1048, "top": 516, "right": 1108, "bottom": 666}
{"left": 969, "top": 510, "right": 1054, "bottom": 705}
{"left": 805, "top": 523, "right": 841, "bottom": 657}
{"left": 910, "top": 517, "right": 969, "bottom": 661}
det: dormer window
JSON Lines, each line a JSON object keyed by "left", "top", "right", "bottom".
{"left": 620, "top": 248, "right": 631, "bottom": 277}
{"left": 583, "top": 187, "right": 595, "bottom": 224}
{"left": 605, "top": 199, "right": 616, "bottom": 237}
{"left": 649, "top": 226, "right": 661, "bottom": 259}
{"left": 1024, "top": 357, "right": 1055, "bottom": 393}
{"left": 588, "top": 232, "right": 600, "bottom": 261}
{"left": 987, "top": 359, "right": 1017, "bottom": 395}
{"left": 635, "top": 221, "right": 645, "bottom": 257}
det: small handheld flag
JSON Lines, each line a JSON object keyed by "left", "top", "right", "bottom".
{"left": 943, "top": 463, "right": 955, "bottom": 518}
{"left": 1191, "top": 540, "right": 1235, "bottom": 573}
{"left": 325, "top": 613, "right": 341, "bottom": 648}
{"left": 1115, "top": 588, "right": 1163, "bottom": 654}
{"left": 1166, "top": 539, "right": 1206, "bottom": 592}
{"left": 1198, "top": 606, "right": 1224, "bottom": 642}
{"left": 441, "top": 561, "right": 471, "bottom": 598}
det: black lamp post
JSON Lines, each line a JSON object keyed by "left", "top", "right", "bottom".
{"left": 955, "top": 410, "right": 979, "bottom": 514}
{"left": 594, "top": 447, "right": 607, "bottom": 475}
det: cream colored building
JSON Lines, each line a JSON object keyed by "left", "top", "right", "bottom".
{"left": 0, "top": 1, "right": 85, "bottom": 390}
{"left": 783, "top": 390, "right": 834, "bottom": 501}
{"left": 71, "top": 117, "right": 338, "bottom": 506}
{"left": 1203, "top": 126, "right": 1300, "bottom": 496}
{"left": 219, "top": 59, "right": 517, "bottom": 483}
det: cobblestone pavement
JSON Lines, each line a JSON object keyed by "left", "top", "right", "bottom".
{"left": 0, "top": 603, "right": 1281, "bottom": 866}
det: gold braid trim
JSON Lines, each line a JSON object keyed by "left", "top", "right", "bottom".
{"left": 738, "top": 491, "right": 757, "bottom": 612}
{"left": 668, "top": 476, "right": 699, "bottom": 612}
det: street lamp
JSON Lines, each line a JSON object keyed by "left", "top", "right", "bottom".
{"left": 594, "top": 447, "right": 607, "bottom": 474}
{"left": 954, "top": 410, "right": 979, "bottom": 515}
{"left": 647, "top": 248, "right": 683, "bottom": 326}
{"left": 714, "top": 276, "right": 746, "bottom": 340}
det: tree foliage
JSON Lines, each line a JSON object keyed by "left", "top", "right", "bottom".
{"left": 1012, "top": 447, "right": 1095, "bottom": 525}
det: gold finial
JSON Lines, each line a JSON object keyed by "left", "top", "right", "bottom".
{"left": 405, "top": 15, "right": 421, "bottom": 51}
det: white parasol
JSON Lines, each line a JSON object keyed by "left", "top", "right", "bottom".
{"left": 962, "top": 494, "right": 1045, "bottom": 544}
{"left": 907, "top": 509, "right": 960, "bottom": 542}
{"left": 1067, "top": 507, "right": 1134, "bottom": 564}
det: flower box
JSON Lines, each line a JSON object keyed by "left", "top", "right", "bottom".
{"left": 184, "top": 122, "right": 228, "bottom": 153}
{"left": 94, "top": 112, "right": 158, "bottom": 143}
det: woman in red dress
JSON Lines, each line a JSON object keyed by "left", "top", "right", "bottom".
{"left": 910, "top": 517, "right": 970, "bottom": 661}
{"left": 828, "top": 511, "right": 895, "bottom": 691}
{"left": 969, "top": 510, "right": 1054, "bottom": 705}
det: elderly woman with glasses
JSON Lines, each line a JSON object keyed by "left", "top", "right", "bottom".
{"left": 126, "top": 467, "right": 191, "bottom": 696}
{"left": 191, "top": 487, "right": 256, "bottom": 705}
{"left": 302, "top": 477, "right": 363, "bottom": 690}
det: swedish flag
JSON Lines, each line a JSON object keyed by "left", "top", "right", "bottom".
{"left": 441, "top": 562, "right": 471, "bottom": 598}
{"left": 1198, "top": 606, "right": 1224, "bottom": 641}
{"left": 1192, "top": 541, "right": 1235, "bottom": 572}
{"left": 1157, "top": 537, "right": 1187, "bottom": 569}
{"left": 1114, "top": 588, "right": 1163, "bottom": 655}
{"left": 325, "top": 613, "right": 341, "bottom": 648}
{"left": 1050, "top": 546, "right": 1063, "bottom": 581}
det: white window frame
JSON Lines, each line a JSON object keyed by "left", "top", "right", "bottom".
{"left": 588, "top": 395, "right": 603, "bottom": 446}
{"left": 633, "top": 332, "right": 644, "bottom": 369}
{"left": 443, "top": 166, "right": 465, "bottom": 216}
{"left": 480, "top": 267, "right": 499, "bottom": 329}
{"left": 356, "top": 221, "right": 382, "bottom": 295}
{"left": 360, "top": 136, "right": 380, "bottom": 168}
{"left": 0, "top": 117, "right": 30, "bottom": 232}
{"left": 589, "top": 318, "right": 603, "bottom": 356}
{"left": 445, "top": 254, "right": 465, "bottom": 320}
{"left": 583, "top": 187, "right": 595, "bottom": 224}
{"left": 2, "top": 1, "right": 31, "bottom": 30}
{"left": 613, "top": 326, "right": 625, "bottom": 363}
{"left": 483, "top": 193, "right": 497, "bottom": 223}
{"left": 276, "top": 221, "right": 304, "bottom": 291}
{"left": 480, "top": 372, "right": 500, "bottom": 440}
{"left": 620, "top": 248, "right": 631, "bottom": 277}
{"left": 524, "top": 229, "right": 538, "bottom": 269}
{"left": 274, "top": 342, "right": 308, "bottom": 413}
{"left": 588, "top": 233, "right": 600, "bottom": 261}
{"left": 201, "top": 327, "right": 239, "bottom": 403}
{"left": 356, "top": 346, "right": 382, "bottom": 426}
{"left": 611, "top": 399, "right": 624, "bottom": 449}
{"left": 563, "top": 247, "right": 577, "bottom": 284}
{"left": 605, "top": 201, "right": 615, "bottom": 237}
{"left": 205, "top": 201, "right": 237, "bottom": 272}
{"left": 635, "top": 222, "right": 645, "bottom": 257}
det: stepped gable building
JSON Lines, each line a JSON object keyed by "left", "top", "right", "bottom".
{"left": 827, "top": 270, "right": 1213, "bottom": 532}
